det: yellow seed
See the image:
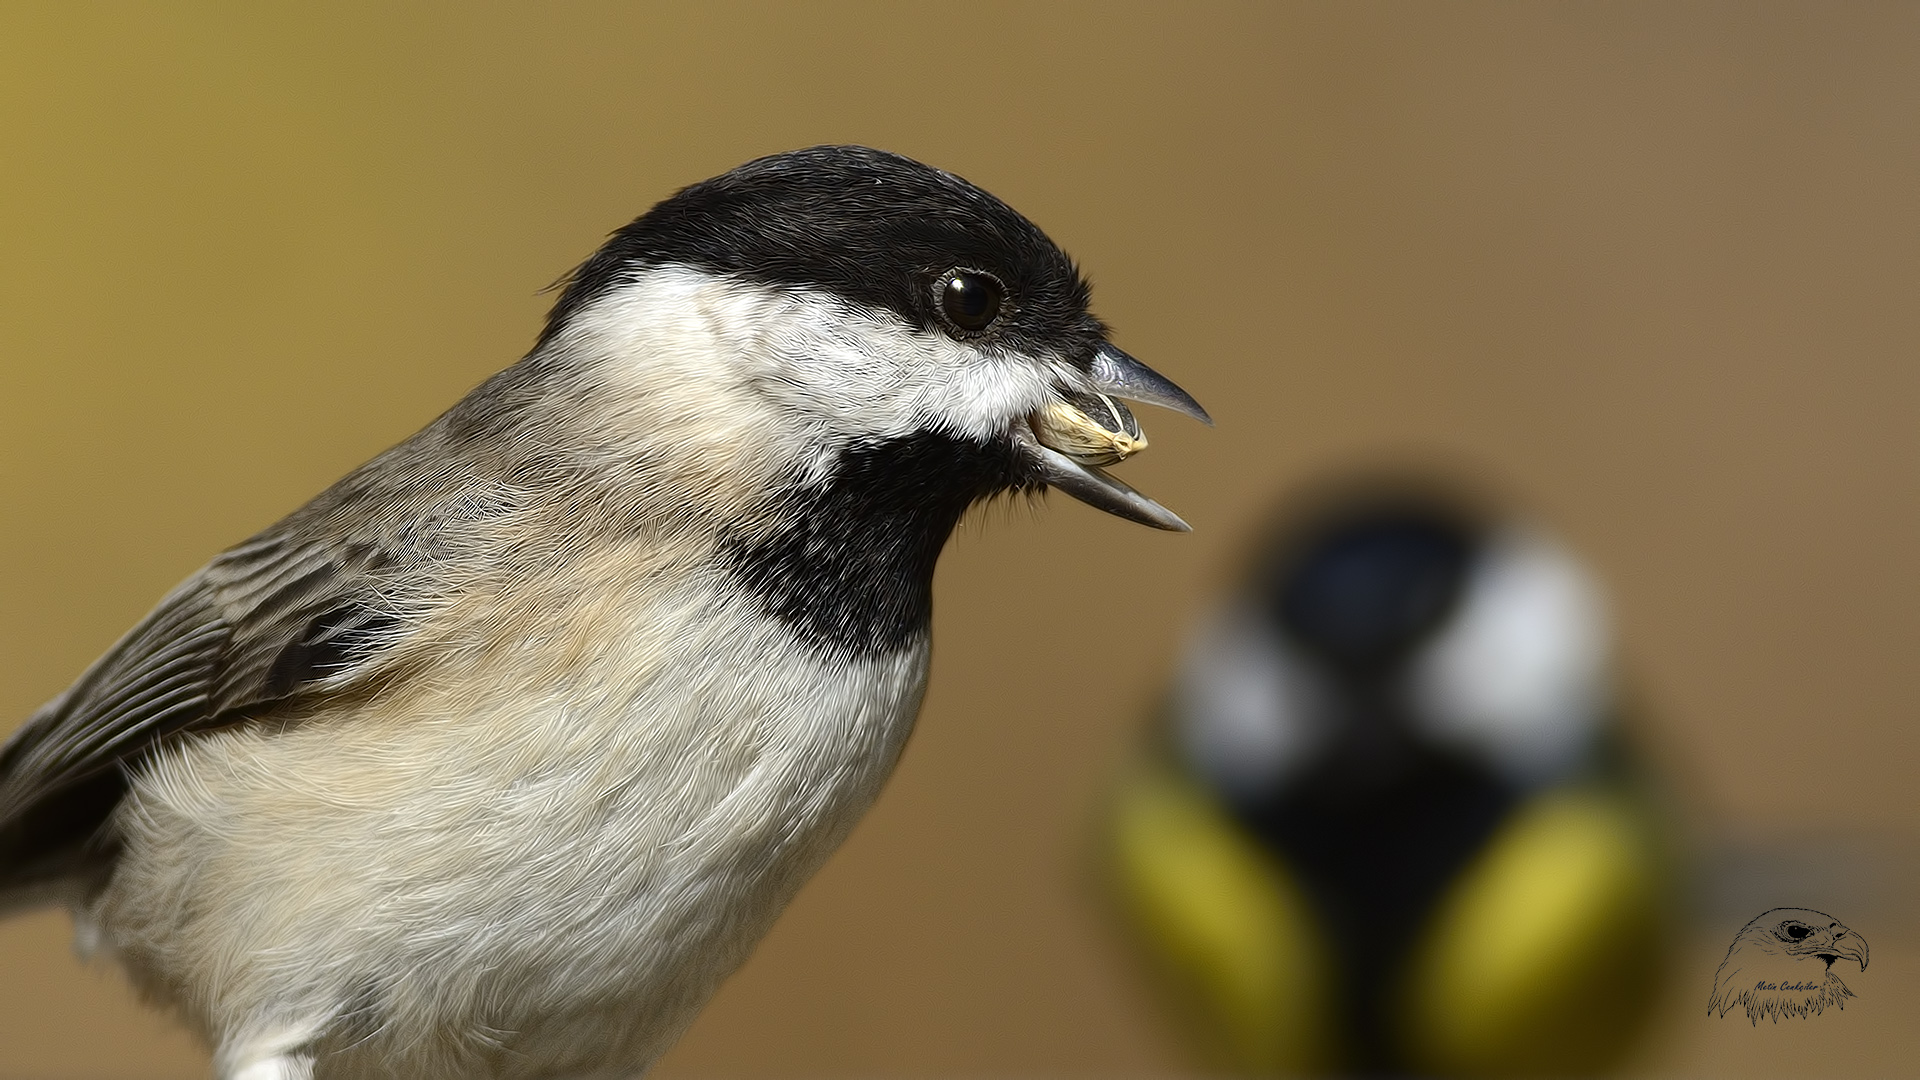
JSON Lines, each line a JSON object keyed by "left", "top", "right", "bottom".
{"left": 1033, "top": 397, "right": 1148, "bottom": 465}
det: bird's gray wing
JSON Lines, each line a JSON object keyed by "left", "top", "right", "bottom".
{"left": 0, "top": 526, "right": 402, "bottom": 890}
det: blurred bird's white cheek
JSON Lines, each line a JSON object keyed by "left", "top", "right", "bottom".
{"left": 1176, "top": 610, "right": 1328, "bottom": 799}
{"left": 1407, "top": 529, "right": 1608, "bottom": 786}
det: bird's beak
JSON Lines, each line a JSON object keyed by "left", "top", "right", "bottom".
{"left": 1825, "top": 927, "right": 1869, "bottom": 970}
{"left": 1088, "top": 344, "right": 1213, "bottom": 427}
{"left": 1017, "top": 344, "right": 1209, "bottom": 532}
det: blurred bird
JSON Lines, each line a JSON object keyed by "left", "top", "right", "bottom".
{"left": 1105, "top": 481, "right": 1672, "bottom": 1076}
{"left": 1709, "top": 907, "right": 1867, "bottom": 1023}
{"left": 0, "top": 146, "right": 1206, "bottom": 1079}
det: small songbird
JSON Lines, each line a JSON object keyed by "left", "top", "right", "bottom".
{"left": 1105, "top": 480, "right": 1672, "bottom": 1076}
{"left": 0, "top": 146, "right": 1207, "bottom": 1079}
{"left": 1709, "top": 908, "right": 1868, "bottom": 1023}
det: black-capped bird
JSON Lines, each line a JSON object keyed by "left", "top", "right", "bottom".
{"left": 0, "top": 146, "right": 1207, "bottom": 1079}
{"left": 1709, "top": 908, "right": 1867, "bottom": 1023}
{"left": 1105, "top": 482, "right": 1671, "bottom": 1076}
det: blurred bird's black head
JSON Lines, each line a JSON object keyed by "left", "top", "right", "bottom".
{"left": 1260, "top": 496, "right": 1478, "bottom": 671}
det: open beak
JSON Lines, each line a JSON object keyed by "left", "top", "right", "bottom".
{"left": 1822, "top": 926, "right": 1869, "bottom": 970}
{"left": 1018, "top": 344, "right": 1209, "bottom": 532}
{"left": 1088, "top": 344, "right": 1212, "bottom": 427}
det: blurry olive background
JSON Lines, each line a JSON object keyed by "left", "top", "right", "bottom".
{"left": 2, "top": 3, "right": 1916, "bottom": 1076}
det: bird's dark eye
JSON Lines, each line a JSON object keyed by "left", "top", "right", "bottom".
{"left": 938, "top": 271, "right": 1004, "bottom": 333}
{"left": 1783, "top": 924, "right": 1811, "bottom": 940}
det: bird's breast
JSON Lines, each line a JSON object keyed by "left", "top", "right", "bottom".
{"left": 98, "top": 556, "right": 933, "bottom": 1073}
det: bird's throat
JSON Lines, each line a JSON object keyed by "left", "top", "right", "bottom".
{"left": 723, "top": 431, "right": 1023, "bottom": 658}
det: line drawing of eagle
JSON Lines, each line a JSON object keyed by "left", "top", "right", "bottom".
{"left": 1709, "top": 907, "right": 1869, "bottom": 1024}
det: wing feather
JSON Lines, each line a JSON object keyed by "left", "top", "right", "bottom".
{"left": 0, "top": 526, "right": 400, "bottom": 888}
{"left": 0, "top": 414, "right": 535, "bottom": 892}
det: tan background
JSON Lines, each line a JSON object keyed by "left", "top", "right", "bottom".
{"left": 3, "top": 3, "right": 1916, "bottom": 1076}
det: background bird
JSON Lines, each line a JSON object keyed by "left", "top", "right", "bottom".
{"left": 1104, "top": 477, "right": 1674, "bottom": 1076}
{"left": 1708, "top": 907, "right": 1867, "bottom": 1024}
{"left": 0, "top": 145, "right": 1206, "bottom": 1079}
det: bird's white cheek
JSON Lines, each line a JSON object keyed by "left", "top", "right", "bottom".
{"left": 907, "top": 356, "right": 1063, "bottom": 441}
{"left": 743, "top": 293, "right": 1063, "bottom": 442}
{"left": 550, "top": 271, "right": 803, "bottom": 463}
{"left": 559, "top": 268, "right": 1067, "bottom": 451}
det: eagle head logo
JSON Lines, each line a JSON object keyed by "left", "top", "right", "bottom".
{"left": 1709, "top": 907, "right": 1868, "bottom": 1023}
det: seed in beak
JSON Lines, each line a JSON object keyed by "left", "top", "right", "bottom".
{"left": 1031, "top": 390, "right": 1149, "bottom": 466}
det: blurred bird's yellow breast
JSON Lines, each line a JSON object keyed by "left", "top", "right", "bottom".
{"left": 1395, "top": 785, "right": 1669, "bottom": 1076}
{"left": 1105, "top": 765, "right": 1331, "bottom": 1073}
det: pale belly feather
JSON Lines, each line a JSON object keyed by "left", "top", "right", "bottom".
{"left": 88, "top": 579, "right": 929, "bottom": 1078}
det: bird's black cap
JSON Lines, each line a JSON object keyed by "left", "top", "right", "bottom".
{"left": 541, "top": 145, "right": 1105, "bottom": 360}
